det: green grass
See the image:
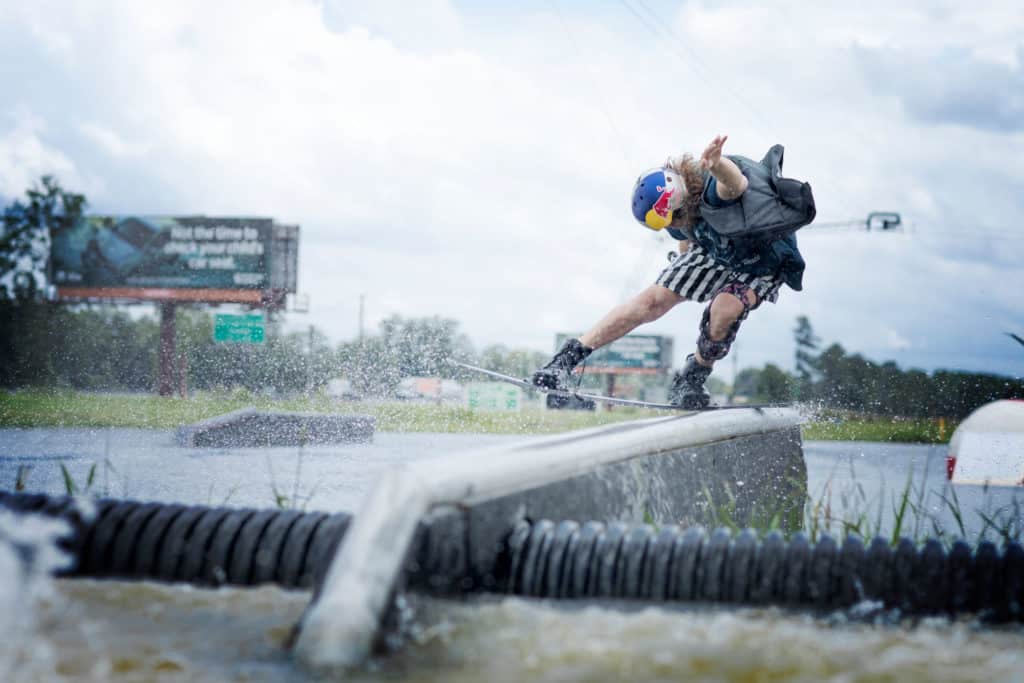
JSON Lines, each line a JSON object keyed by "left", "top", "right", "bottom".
{"left": 801, "top": 466, "right": 1022, "bottom": 547}
{"left": 800, "top": 413, "right": 956, "bottom": 444}
{"left": 699, "top": 460, "right": 1022, "bottom": 547}
{"left": 0, "top": 389, "right": 957, "bottom": 442}
{"left": 0, "top": 388, "right": 647, "bottom": 434}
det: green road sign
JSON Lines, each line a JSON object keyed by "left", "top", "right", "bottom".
{"left": 466, "top": 382, "right": 522, "bottom": 411}
{"left": 214, "top": 313, "right": 265, "bottom": 343}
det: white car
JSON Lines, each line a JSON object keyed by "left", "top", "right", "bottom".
{"left": 326, "top": 378, "right": 360, "bottom": 401}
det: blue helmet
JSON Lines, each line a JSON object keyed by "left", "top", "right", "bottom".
{"left": 631, "top": 167, "right": 681, "bottom": 231}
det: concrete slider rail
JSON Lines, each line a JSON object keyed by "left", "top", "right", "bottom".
{"left": 294, "top": 407, "right": 808, "bottom": 669}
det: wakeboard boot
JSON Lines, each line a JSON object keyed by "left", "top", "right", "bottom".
{"left": 531, "top": 338, "right": 592, "bottom": 391}
{"left": 668, "top": 354, "right": 712, "bottom": 409}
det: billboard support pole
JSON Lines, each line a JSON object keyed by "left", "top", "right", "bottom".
{"left": 159, "top": 302, "right": 177, "bottom": 397}
{"left": 178, "top": 348, "right": 189, "bottom": 399}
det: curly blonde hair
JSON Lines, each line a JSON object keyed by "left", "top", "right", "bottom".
{"left": 663, "top": 154, "right": 706, "bottom": 234}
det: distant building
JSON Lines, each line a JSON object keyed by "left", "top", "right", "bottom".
{"left": 396, "top": 377, "right": 464, "bottom": 403}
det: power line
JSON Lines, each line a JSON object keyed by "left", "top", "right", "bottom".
{"left": 614, "top": 0, "right": 868, "bottom": 222}
{"left": 547, "top": 0, "right": 677, "bottom": 300}
{"left": 616, "top": 0, "right": 772, "bottom": 137}
{"left": 549, "top": 0, "right": 633, "bottom": 165}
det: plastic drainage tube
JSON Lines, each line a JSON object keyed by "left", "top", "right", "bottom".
{"left": 504, "top": 519, "right": 1024, "bottom": 622}
{"left": 0, "top": 491, "right": 351, "bottom": 590}
{"left": 6, "top": 492, "right": 1023, "bottom": 624}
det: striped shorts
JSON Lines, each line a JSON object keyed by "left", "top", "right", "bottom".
{"left": 655, "top": 244, "right": 783, "bottom": 304}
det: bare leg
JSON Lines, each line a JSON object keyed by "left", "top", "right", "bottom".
{"left": 694, "top": 288, "right": 759, "bottom": 367}
{"left": 580, "top": 285, "right": 684, "bottom": 350}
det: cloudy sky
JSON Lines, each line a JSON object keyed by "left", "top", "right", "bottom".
{"left": 1, "top": 0, "right": 1022, "bottom": 380}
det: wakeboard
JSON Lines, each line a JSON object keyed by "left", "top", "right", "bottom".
{"left": 448, "top": 360, "right": 783, "bottom": 412}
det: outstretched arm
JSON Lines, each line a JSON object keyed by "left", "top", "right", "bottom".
{"left": 700, "top": 134, "right": 748, "bottom": 201}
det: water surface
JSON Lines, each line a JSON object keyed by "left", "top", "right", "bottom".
{"left": 2, "top": 428, "right": 1022, "bottom": 682}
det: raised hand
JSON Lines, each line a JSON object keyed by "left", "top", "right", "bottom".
{"left": 700, "top": 134, "right": 729, "bottom": 171}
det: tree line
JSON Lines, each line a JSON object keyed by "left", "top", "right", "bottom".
{"left": 0, "top": 299, "right": 546, "bottom": 399}
{"left": 3, "top": 287, "right": 1020, "bottom": 420}
{"left": 2, "top": 177, "right": 1021, "bottom": 418}
{"left": 733, "top": 316, "right": 1024, "bottom": 419}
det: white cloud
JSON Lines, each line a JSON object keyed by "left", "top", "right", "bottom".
{"left": 885, "top": 328, "right": 912, "bottom": 352}
{"left": 0, "top": 0, "right": 1022, "bottom": 378}
{"left": 0, "top": 110, "right": 85, "bottom": 198}
{"left": 77, "top": 122, "right": 149, "bottom": 160}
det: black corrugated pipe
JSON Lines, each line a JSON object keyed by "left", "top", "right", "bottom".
{"left": 6, "top": 492, "right": 1024, "bottom": 624}
{"left": 503, "top": 519, "right": 1024, "bottom": 622}
{"left": 0, "top": 491, "right": 351, "bottom": 590}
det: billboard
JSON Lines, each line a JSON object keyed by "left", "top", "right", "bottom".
{"left": 50, "top": 216, "right": 298, "bottom": 305}
{"left": 555, "top": 333, "right": 673, "bottom": 374}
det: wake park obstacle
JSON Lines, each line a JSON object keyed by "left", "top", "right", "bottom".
{"left": 295, "top": 407, "right": 807, "bottom": 666}
{"left": 175, "top": 407, "right": 376, "bottom": 447}
{"left": 4, "top": 408, "right": 1024, "bottom": 671}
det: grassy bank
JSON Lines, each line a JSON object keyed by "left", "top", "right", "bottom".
{"left": 0, "top": 389, "right": 645, "bottom": 434}
{"left": 0, "top": 389, "right": 955, "bottom": 442}
{"left": 800, "top": 412, "right": 956, "bottom": 444}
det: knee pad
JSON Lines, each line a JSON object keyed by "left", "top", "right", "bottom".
{"left": 696, "top": 282, "right": 754, "bottom": 361}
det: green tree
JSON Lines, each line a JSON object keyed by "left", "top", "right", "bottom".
{"left": 478, "top": 344, "right": 547, "bottom": 379}
{"left": 732, "top": 367, "right": 762, "bottom": 399}
{"left": 0, "top": 177, "right": 87, "bottom": 386}
{"left": 815, "top": 343, "right": 848, "bottom": 407}
{"left": 793, "top": 315, "right": 820, "bottom": 400}
{"left": 50, "top": 306, "right": 159, "bottom": 390}
{"left": 1, "top": 176, "right": 86, "bottom": 299}
{"left": 332, "top": 315, "right": 473, "bottom": 397}
{"left": 757, "top": 363, "right": 794, "bottom": 402}
{"left": 731, "top": 365, "right": 794, "bottom": 402}
{"left": 378, "top": 314, "right": 472, "bottom": 377}
{"left": 334, "top": 337, "right": 392, "bottom": 397}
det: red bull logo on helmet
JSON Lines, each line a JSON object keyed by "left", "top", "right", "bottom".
{"left": 648, "top": 184, "right": 675, "bottom": 230}
{"left": 632, "top": 167, "right": 682, "bottom": 231}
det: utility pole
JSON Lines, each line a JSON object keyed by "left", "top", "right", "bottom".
{"left": 358, "top": 293, "right": 366, "bottom": 343}
{"left": 307, "top": 324, "right": 314, "bottom": 397}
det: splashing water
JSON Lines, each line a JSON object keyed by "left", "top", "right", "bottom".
{"left": 0, "top": 505, "right": 77, "bottom": 682}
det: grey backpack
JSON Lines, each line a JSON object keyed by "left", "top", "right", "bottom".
{"left": 698, "top": 144, "right": 816, "bottom": 242}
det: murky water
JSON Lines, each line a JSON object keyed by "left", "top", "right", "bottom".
{"left": 2, "top": 429, "right": 1023, "bottom": 682}
{"left": 804, "top": 440, "right": 1024, "bottom": 542}
{"left": 13, "top": 585, "right": 1024, "bottom": 683}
